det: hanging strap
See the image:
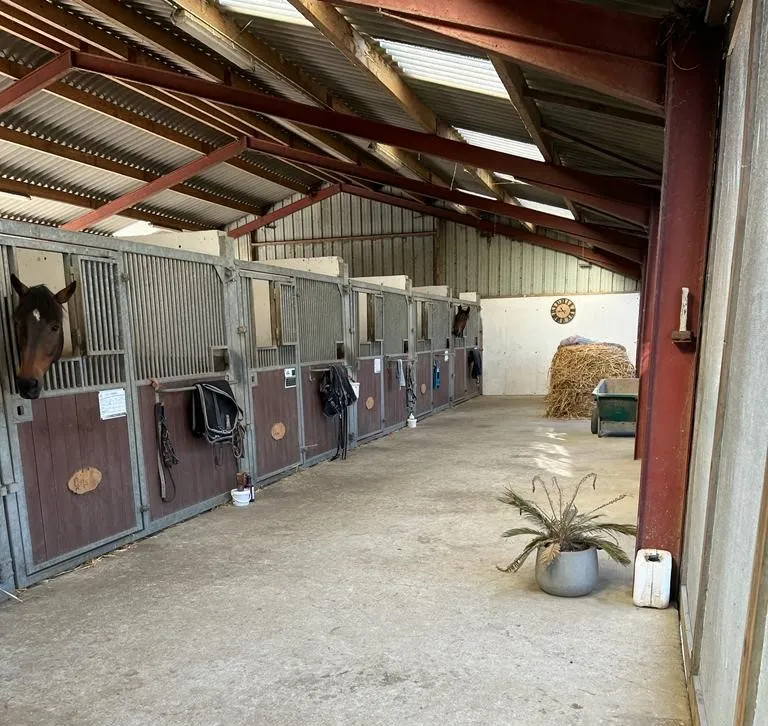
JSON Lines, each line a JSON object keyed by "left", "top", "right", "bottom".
{"left": 155, "top": 401, "right": 178, "bottom": 503}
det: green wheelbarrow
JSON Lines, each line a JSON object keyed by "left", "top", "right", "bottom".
{"left": 591, "top": 378, "right": 639, "bottom": 437}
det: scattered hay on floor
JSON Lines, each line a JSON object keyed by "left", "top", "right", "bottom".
{"left": 545, "top": 343, "right": 636, "bottom": 419}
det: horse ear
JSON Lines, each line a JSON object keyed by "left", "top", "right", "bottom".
{"left": 54, "top": 280, "right": 77, "bottom": 305}
{"left": 10, "top": 274, "right": 29, "bottom": 298}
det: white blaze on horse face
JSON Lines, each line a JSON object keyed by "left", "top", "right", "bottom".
{"left": 32, "top": 309, "right": 40, "bottom": 322}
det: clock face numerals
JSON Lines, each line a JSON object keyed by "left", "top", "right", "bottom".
{"left": 551, "top": 297, "right": 576, "bottom": 324}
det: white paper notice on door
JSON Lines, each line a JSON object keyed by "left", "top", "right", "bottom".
{"left": 99, "top": 388, "right": 127, "bottom": 420}
{"left": 374, "top": 357, "right": 382, "bottom": 374}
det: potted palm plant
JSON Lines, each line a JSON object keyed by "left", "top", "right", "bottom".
{"left": 497, "top": 473, "right": 637, "bottom": 597}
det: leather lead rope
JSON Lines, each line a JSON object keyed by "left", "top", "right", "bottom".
{"left": 155, "top": 401, "right": 179, "bottom": 503}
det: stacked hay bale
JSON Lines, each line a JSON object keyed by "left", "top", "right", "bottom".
{"left": 545, "top": 343, "right": 636, "bottom": 419}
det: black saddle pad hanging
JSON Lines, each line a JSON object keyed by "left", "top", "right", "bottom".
{"left": 191, "top": 380, "right": 242, "bottom": 445}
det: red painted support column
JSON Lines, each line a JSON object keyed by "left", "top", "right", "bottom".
{"left": 635, "top": 207, "right": 660, "bottom": 461}
{"left": 636, "top": 28, "right": 723, "bottom": 580}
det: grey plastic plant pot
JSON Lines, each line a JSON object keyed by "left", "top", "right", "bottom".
{"left": 535, "top": 546, "right": 599, "bottom": 597}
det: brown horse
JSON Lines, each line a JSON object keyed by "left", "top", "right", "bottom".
{"left": 452, "top": 305, "right": 470, "bottom": 337}
{"left": 11, "top": 274, "right": 77, "bottom": 399}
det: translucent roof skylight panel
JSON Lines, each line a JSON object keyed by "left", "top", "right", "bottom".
{"left": 219, "top": 0, "right": 312, "bottom": 25}
{"left": 407, "top": 80, "right": 529, "bottom": 141}
{"left": 519, "top": 199, "right": 575, "bottom": 220}
{"left": 377, "top": 39, "right": 508, "bottom": 98}
{"left": 457, "top": 128, "right": 545, "bottom": 162}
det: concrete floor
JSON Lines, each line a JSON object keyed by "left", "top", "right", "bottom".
{"left": 0, "top": 397, "right": 690, "bottom": 726}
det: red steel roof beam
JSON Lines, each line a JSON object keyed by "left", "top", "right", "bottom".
{"left": 0, "top": 51, "right": 72, "bottom": 114}
{"left": 245, "top": 137, "right": 644, "bottom": 260}
{"left": 325, "top": 0, "right": 665, "bottom": 113}
{"left": 69, "top": 52, "right": 653, "bottom": 226}
{"left": 229, "top": 184, "right": 342, "bottom": 237}
{"left": 62, "top": 137, "right": 247, "bottom": 232}
{"left": 336, "top": 184, "right": 641, "bottom": 279}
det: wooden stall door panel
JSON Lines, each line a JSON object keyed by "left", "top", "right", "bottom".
{"left": 433, "top": 354, "right": 450, "bottom": 408}
{"left": 19, "top": 393, "right": 137, "bottom": 565}
{"left": 415, "top": 353, "right": 432, "bottom": 416}
{"left": 383, "top": 362, "right": 407, "bottom": 428}
{"left": 139, "top": 386, "right": 237, "bottom": 521}
{"left": 253, "top": 369, "right": 300, "bottom": 478}
{"left": 357, "top": 359, "right": 382, "bottom": 438}
{"left": 301, "top": 366, "right": 339, "bottom": 458}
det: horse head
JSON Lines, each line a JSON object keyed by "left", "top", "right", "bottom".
{"left": 452, "top": 305, "right": 470, "bottom": 337}
{"left": 11, "top": 274, "right": 77, "bottom": 399}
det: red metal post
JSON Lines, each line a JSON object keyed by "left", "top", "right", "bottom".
{"left": 70, "top": 51, "right": 653, "bottom": 225}
{"left": 0, "top": 52, "right": 72, "bottom": 114}
{"left": 244, "top": 138, "right": 644, "bottom": 259}
{"left": 61, "top": 137, "right": 247, "bottom": 232}
{"left": 324, "top": 0, "right": 665, "bottom": 112}
{"left": 636, "top": 29, "right": 723, "bottom": 578}
{"left": 634, "top": 206, "right": 660, "bottom": 461}
{"left": 229, "top": 184, "right": 342, "bottom": 238}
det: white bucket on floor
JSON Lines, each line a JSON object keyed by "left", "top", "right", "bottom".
{"left": 407, "top": 413, "right": 417, "bottom": 428}
{"left": 231, "top": 488, "right": 251, "bottom": 507}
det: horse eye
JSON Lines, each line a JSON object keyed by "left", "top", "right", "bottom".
{"left": 50, "top": 324, "right": 60, "bottom": 333}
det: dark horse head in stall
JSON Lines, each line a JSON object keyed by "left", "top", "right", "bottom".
{"left": 452, "top": 305, "right": 470, "bottom": 337}
{"left": 10, "top": 274, "right": 77, "bottom": 399}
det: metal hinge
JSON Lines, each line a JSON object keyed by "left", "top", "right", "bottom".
{"left": 0, "top": 482, "right": 19, "bottom": 497}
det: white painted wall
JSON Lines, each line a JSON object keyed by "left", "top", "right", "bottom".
{"left": 262, "top": 256, "right": 345, "bottom": 277}
{"left": 482, "top": 293, "right": 640, "bottom": 395}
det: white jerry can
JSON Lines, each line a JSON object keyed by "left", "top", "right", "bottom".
{"left": 633, "top": 549, "right": 672, "bottom": 609}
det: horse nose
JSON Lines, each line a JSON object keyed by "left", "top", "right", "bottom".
{"left": 16, "top": 377, "right": 41, "bottom": 399}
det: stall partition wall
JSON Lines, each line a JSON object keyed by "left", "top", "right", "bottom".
{"left": 0, "top": 221, "right": 481, "bottom": 592}
{"left": 352, "top": 281, "right": 385, "bottom": 441}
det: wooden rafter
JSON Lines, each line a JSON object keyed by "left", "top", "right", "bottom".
{"left": 490, "top": 54, "right": 581, "bottom": 221}
{"left": 167, "top": 0, "right": 478, "bottom": 210}
{"left": 320, "top": 0, "right": 666, "bottom": 112}
{"left": 286, "top": 0, "right": 527, "bottom": 223}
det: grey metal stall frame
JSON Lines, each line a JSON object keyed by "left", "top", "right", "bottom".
{"left": 0, "top": 221, "right": 482, "bottom": 598}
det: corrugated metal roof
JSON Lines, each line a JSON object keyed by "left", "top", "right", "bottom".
{"left": 0, "top": 30, "right": 52, "bottom": 66}
{"left": 456, "top": 129, "right": 544, "bottom": 162}
{"left": 539, "top": 103, "right": 664, "bottom": 170}
{"left": 519, "top": 200, "right": 575, "bottom": 219}
{"left": 377, "top": 39, "right": 508, "bottom": 98}
{"left": 242, "top": 19, "right": 423, "bottom": 130}
{"left": 405, "top": 80, "right": 529, "bottom": 142}
{"left": 218, "top": 0, "right": 312, "bottom": 25}
{"left": 0, "top": 0, "right": 664, "bottom": 243}
{"left": 0, "top": 195, "right": 150, "bottom": 235}
{"left": 582, "top": 0, "right": 675, "bottom": 18}
{"left": 342, "top": 7, "right": 486, "bottom": 57}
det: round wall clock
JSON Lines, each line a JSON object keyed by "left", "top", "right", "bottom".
{"left": 551, "top": 297, "right": 576, "bottom": 324}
